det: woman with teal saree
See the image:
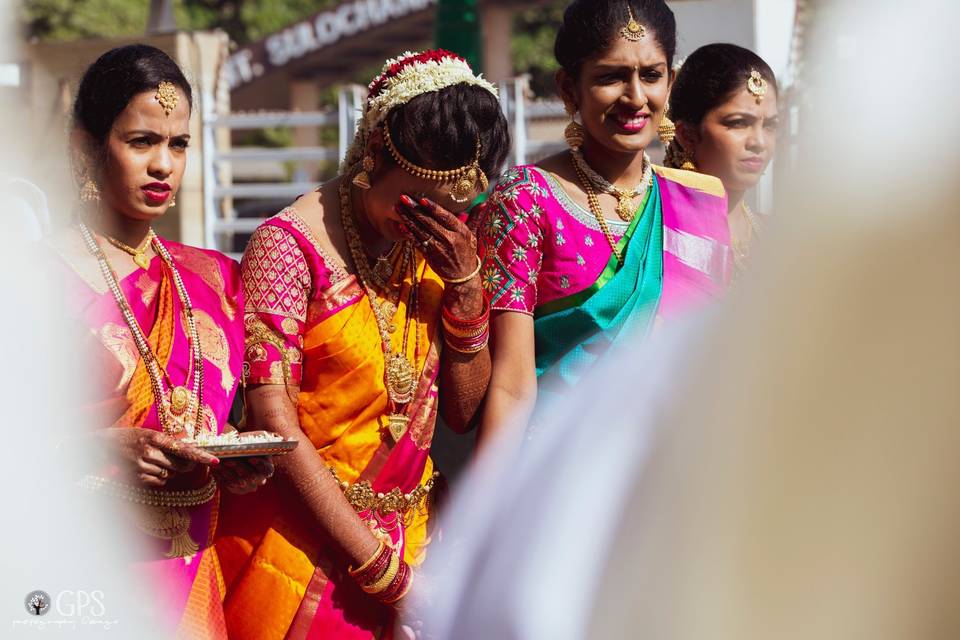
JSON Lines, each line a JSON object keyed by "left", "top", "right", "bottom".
{"left": 478, "top": 0, "right": 732, "bottom": 439}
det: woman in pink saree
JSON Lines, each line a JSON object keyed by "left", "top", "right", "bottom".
{"left": 661, "top": 43, "right": 780, "bottom": 276}
{"left": 478, "top": 0, "right": 731, "bottom": 442}
{"left": 49, "top": 45, "right": 271, "bottom": 638}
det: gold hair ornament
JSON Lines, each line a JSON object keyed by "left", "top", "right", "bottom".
{"left": 382, "top": 124, "right": 488, "bottom": 203}
{"left": 155, "top": 81, "right": 179, "bottom": 116}
{"left": 621, "top": 5, "right": 646, "bottom": 42}
{"left": 746, "top": 70, "right": 768, "bottom": 104}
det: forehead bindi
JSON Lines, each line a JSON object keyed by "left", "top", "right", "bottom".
{"left": 716, "top": 89, "right": 779, "bottom": 119}
{"left": 589, "top": 36, "right": 668, "bottom": 71}
{"left": 112, "top": 89, "right": 190, "bottom": 137}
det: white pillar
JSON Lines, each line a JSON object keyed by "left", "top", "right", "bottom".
{"left": 481, "top": 4, "right": 514, "bottom": 82}
{"left": 290, "top": 79, "right": 322, "bottom": 182}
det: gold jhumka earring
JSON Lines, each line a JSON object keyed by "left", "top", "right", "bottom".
{"left": 352, "top": 153, "right": 375, "bottom": 189}
{"left": 155, "top": 81, "right": 179, "bottom": 116}
{"left": 382, "top": 124, "right": 488, "bottom": 203}
{"left": 658, "top": 103, "right": 697, "bottom": 171}
{"left": 79, "top": 166, "right": 100, "bottom": 202}
{"left": 746, "top": 69, "right": 768, "bottom": 104}
{"left": 658, "top": 108, "right": 676, "bottom": 147}
{"left": 621, "top": 4, "right": 646, "bottom": 42}
{"left": 563, "top": 103, "right": 585, "bottom": 150}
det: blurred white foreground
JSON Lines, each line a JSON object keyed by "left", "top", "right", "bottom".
{"left": 0, "top": 0, "right": 162, "bottom": 635}
{"left": 424, "top": 1, "right": 960, "bottom": 638}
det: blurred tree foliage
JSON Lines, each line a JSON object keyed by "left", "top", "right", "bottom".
{"left": 23, "top": 0, "right": 147, "bottom": 40}
{"left": 22, "top": 0, "right": 338, "bottom": 44}
{"left": 23, "top": 0, "right": 566, "bottom": 98}
{"left": 511, "top": 0, "right": 565, "bottom": 98}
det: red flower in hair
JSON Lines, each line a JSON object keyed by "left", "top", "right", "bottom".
{"left": 368, "top": 49, "right": 470, "bottom": 99}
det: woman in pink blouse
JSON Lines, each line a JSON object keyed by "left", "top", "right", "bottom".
{"left": 478, "top": 0, "right": 731, "bottom": 441}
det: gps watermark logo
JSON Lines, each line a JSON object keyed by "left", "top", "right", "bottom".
{"left": 14, "top": 589, "right": 117, "bottom": 631}
{"left": 24, "top": 591, "right": 51, "bottom": 616}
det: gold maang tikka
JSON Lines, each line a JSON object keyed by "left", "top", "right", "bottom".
{"left": 383, "top": 124, "right": 488, "bottom": 203}
{"left": 621, "top": 4, "right": 646, "bottom": 42}
{"left": 156, "top": 81, "right": 179, "bottom": 116}
{"left": 746, "top": 70, "right": 768, "bottom": 104}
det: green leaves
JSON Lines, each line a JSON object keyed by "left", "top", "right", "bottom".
{"left": 23, "top": 0, "right": 147, "bottom": 41}
{"left": 23, "top": 0, "right": 340, "bottom": 45}
{"left": 511, "top": 0, "right": 565, "bottom": 97}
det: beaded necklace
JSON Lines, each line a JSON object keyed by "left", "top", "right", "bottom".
{"left": 337, "top": 179, "right": 422, "bottom": 442}
{"left": 732, "top": 202, "right": 761, "bottom": 274}
{"left": 79, "top": 222, "right": 205, "bottom": 437}
{"left": 570, "top": 156, "right": 626, "bottom": 265}
{"left": 570, "top": 148, "right": 653, "bottom": 221}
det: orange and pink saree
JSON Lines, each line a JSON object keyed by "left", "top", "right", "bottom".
{"left": 216, "top": 208, "right": 442, "bottom": 639}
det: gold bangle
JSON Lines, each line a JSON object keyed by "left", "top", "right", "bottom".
{"left": 442, "top": 318, "right": 489, "bottom": 339}
{"left": 382, "top": 568, "right": 414, "bottom": 604}
{"left": 362, "top": 552, "right": 400, "bottom": 594}
{"left": 438, "top": 255, "right": 482, "bottom": 285}
{"left": 348, "top": 540, "right": 386, "bottom": 577}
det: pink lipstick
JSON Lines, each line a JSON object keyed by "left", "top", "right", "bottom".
{"left": 612, "top": 111, "right": 649, "bottom": 133}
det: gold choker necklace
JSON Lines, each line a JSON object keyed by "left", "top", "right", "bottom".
{"left": 570, "top": 148, "right": 653, "bottom": 221}
{"left": 107, "top": 234, "right": 153, "bottom": 270}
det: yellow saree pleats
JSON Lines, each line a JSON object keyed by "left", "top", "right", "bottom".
{"left": 114, "top": 268, "right": 175, "bottom": 429}
{"left": 219, "top": 256, "right": 443, "bottom": 639}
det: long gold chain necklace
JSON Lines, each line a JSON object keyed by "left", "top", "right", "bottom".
{"left": 732, "top": 202, "right": 761, "bottom": 274}
{"left": 570, "top": 155, "right": 627, "bottom": 265}
{"left": 570, "top": 148, "right": 653, "bottom": 221}
{"left": 79, "top": 222, "right": 205, "bottom": 437}
{"left": 106, "top": 234, "right": 153, "bottom": 270}
{"left": 338, "top": 179, "right": 422, "bottom": 441}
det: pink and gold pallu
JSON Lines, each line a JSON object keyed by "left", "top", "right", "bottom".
{"left": 56, "top": 234, "right": 244, "bottom": 638}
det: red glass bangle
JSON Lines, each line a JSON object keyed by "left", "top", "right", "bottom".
{"left": 444, "top": 326, "right": 489, "bottom": 354}
{"left": 349, "top": 542, "right": 392, "bottom": 586}
{"left": 442, "top": 316, "right": 489, "bottom": 339}
{"left": 442, "top": 297, "right": 490, "bottom": 330}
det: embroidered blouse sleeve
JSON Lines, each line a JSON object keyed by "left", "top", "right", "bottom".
{"left": 478, "top": 169, "right": 545, "bottom": 315}
{"left": 241, "top": 224, "right": 310, "bottom": 386}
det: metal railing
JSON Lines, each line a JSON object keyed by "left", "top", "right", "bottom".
{"left": 201, "top": 78, "right": 565, "bottom": 254}
{"left": 201, "top": 89, "right": 362, "bottom": 253}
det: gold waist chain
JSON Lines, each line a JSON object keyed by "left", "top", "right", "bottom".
{"left": 80, "top": 475, "right": 217, "bottom": 559}
{"left": 329, "top": 467, "right": 439, "bottom": 518}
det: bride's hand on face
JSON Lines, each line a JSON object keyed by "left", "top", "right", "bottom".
{"left": 395, "top": 195, "right": 478, "bottom": 281}
{"left": 97, "top": 427, "right": 219, "bottom": 488}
